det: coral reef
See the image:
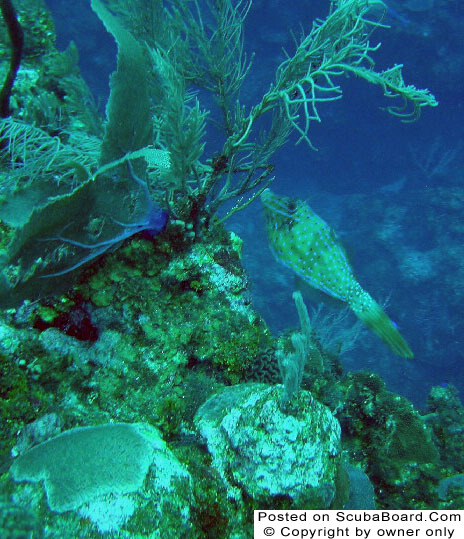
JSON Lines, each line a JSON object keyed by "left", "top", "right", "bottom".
{"left": 195, "top": 383, "right": 341, "bottom": 508}
{"left": 9, "top": 423, "right": 193, "bottom": 535}
{"left": 339, "top": 371, "right": 440, "bottom": 508}
{"left": 0, "top": 0, "right": 448, "bottom": 536}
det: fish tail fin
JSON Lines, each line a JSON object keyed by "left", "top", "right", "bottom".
{"left": 351, "top": 292, "right": 414, "bottom": 359}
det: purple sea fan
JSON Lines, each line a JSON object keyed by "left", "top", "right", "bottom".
{"left": 41, "top": 161, "right": 168, "bottom": 278}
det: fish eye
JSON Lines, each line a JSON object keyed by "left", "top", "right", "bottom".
{"left": 287, "top": 201, "right": 297, "bottom": 213}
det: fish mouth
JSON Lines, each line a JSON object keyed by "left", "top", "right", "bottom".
{"left": 260, "top": 189, "right": 296, "bottom": 220}
{"left": 260, "top": 188, "right": 274, "bottom": 205}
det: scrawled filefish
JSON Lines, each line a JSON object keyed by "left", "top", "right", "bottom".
{"left": 261, "top": 189, "right": 413, "bottom": 358}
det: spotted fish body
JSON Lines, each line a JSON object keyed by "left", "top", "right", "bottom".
{"left": 261, "top": 189, "right": 413, "bottom": 358}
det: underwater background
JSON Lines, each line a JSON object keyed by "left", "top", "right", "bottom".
{"left": 0, "top": 0, "right": 464, "bottom": 536}
{"left": 47, "top": 0, "right": 463, "bottom": 407}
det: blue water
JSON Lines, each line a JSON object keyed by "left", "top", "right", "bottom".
{"left": 44, "top": 0, "right": 464, "bottom": 408}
